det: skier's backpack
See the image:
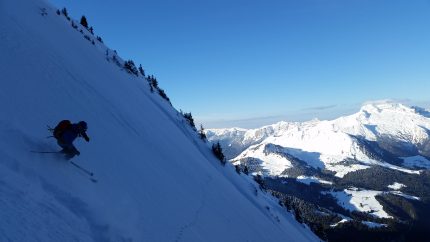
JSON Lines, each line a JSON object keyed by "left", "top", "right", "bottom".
{"left": 53, "top": 120, "right": 72, "bottom": 139}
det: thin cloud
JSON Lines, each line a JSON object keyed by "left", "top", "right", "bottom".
{"left": 199, "top": 99, "right": 430, "bottom": 129}
{"left": 362, "top": 99, "right": 411, "bottom": 106}
{"left": 301, "top": 105, "right": 337, "bottom": 111}
{"left": 198, "top": 114, "right": 286, "bottom": 129}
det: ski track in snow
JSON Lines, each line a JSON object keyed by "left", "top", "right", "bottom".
{"left": 175, "top": 177, "right": 212, "bottom": 242}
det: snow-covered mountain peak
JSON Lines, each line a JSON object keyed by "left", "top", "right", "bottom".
{"left": 358, "top": 102, "right": 422, "bottom": 125}
{"left": 359, "top": 100, "right": 411, "bottom": 114}
{"left": 330, "top": 101, "right": 430, "bottom": 143}
{"left": 208, "top": 102, "right": 430, "bottom": 178}
{"left": 207, "top": 127, "right": 247, "bottom": 137}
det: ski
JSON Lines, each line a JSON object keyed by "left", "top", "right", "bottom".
{"left": 30, "top": 150, "right": 61, "bottom": 153}
{"left": 31, "top": 151, "right": 97, "bottom": 183}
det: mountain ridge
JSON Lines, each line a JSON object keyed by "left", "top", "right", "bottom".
{"left": 207, "top": 101, "right": 430, "bottom": 177}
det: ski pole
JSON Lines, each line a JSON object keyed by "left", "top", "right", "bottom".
{"left": 70, "top": 161, "right": 94, "bottom": 176}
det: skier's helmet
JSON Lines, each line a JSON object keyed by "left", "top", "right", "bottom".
{"left": 77, "top": 121, "right": 88, "bottom": 131}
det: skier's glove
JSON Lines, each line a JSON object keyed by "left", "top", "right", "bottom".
{"left": 84, "top": 136, "right": 90, "bottom": 142}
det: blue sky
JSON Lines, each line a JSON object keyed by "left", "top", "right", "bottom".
{"left": 49, "top": 0, "right": 430, "bottom": 128}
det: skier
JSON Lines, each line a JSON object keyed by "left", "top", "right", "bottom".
{"left": 53, "top": 120, "right": 90, "bottom": 159}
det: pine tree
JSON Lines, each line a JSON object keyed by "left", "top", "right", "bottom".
{"left": 112, "top": 55, "right": 121, "bottom": 67}
{"left": 235, "top": 165, "right": 241, "bottom": 174}
{"left": 124, "top": 60, "right": 139, "bottom": 76}
{"left": 199, "top": 124, "right": 207, "bottom": 141}
{"left": 243, "top": 166, "right": 249, "bottom": 175}
{"left": 80, "top": 15, "right": 88, "bottom": 28}
{"left": 146, "top": 77, "right": 154, "bottom": 92}
{"left": 138, "top": 64, "right": 145, "bottom": 76}
{"left": 253, "top": 174, "right": 265, "bottom": 188}
{"left": 61, "top": 8, "right": 68, "bottom": 16}
{"left": 150, "top": 76, "right": 158, "bottom": 89}
{"left": 212, "top": 142, "right": 225, "bottom": 165}
{"left": 61, "top": 8, "right": 70, "bottom": 20}
{"left": 183, "top": 112, "right": 195, "bottom": 129}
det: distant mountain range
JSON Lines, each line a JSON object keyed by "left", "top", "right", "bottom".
{"left": 207, "top": 101, "right": 430, "bottom": 241}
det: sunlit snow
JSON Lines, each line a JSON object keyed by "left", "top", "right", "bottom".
{"left": 326, "top": 188, "right": 393, "bottom": 219}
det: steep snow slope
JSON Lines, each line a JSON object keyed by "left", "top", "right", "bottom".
{"left": 208, "top": 102, "right": 430, "bottom": 178}
{"left": 0, "top": 0, "right": 319, "bottom": 241}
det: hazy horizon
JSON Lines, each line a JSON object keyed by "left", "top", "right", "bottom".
{"left": 202, "top": 99, "right": 430, "bottom": 129}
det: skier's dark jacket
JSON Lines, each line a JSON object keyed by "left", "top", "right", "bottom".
{"left": 59, "top": 123, "right": 89, "bottom": 145}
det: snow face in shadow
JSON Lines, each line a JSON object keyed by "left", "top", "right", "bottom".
{"left": 0, "top": 0, "right": 319, "bottom": 241}
{"left": 401, "top": 156, "right": 430, "bottom": 169}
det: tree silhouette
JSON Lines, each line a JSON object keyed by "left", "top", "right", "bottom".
{"left": 139, "top": 64, "right": 145, "bottom": 76}
{"left": 199, "top": 124, "right": 207, "bottom": 141}
{"left": 212, "top": 142, "right": 226, "bottom": 165}
{"left": 80, "top": 15, "right": 88, "bottom": 28}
